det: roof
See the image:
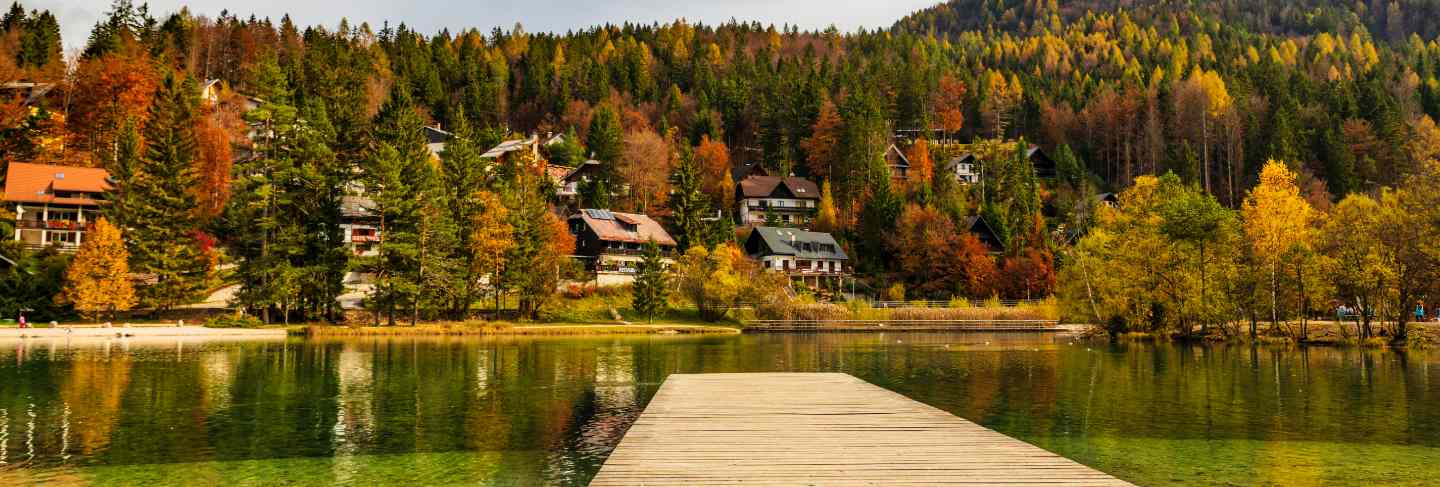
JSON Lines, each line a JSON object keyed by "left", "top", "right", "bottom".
{"left": 571, "top": 209, "right": 677, "bottom": 246}
{"left": 2, "top": 163, "right": 111, "bottom": 206}
{"left": 885, "top": 144, "right": 910, "bottom": 168}
{"left": 423, "top": 126, "right": 450, "bottom": 158}
{"left": 341, "top": 195, "right": 377, "bottom": 219}
{"left": 481, "top": 135, "right": 538, "bottom": 159}
{"left": 749, "top": 226, "right": 848, "bottom": 260}
{"left": 737, "top": 175, "right": 820, "bottom": 200}
{"left": 943, "top": 153, "right": 978, "bottom": 171}
{"left": 563, "top": 160, "right": 603, "bottom": 183}
{"left": 731, "top": 161, "right": 770, "bottom": 182}
{"left": 963, "top": 216, "right": 1005, "bottom": 252}
{"left": 546, "top": 164, "right": 573, "bottom": 185}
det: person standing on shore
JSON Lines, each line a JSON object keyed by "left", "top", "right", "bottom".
{"left": 18, "top": 313, "right": 27, "bottom": 329}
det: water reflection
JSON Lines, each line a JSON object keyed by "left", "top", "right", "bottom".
{"left": 0, "top": 334, "right": 1434, "bottom": 486}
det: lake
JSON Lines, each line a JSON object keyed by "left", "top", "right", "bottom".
{"left": 0, "top": 333, "right": 1436, "bottom": 486}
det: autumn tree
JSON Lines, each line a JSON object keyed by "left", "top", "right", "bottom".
{"left": 1320, "top": 194, "right": 1389, "bottom": 339}
{"left": 469, "top": 190, "right": 513, "bottom": 316}
{"left": 800, "top": 96, "right": 841, "bottom": 180}
{"left": 933, "top": 74, "right": 967, "bottom": 136}
{"left": 619, "top": 128, "right": 672, "bottom": 212}
{"left": 906, "top": 138, "right": 935, "bottom": 193}
{"left": 1242, "top": 160, "right": 1318, "bottom": 333}
{"left": 694, "top": 135, "right": 734, "bottom": 210}
{"left": 62, "top": 218, "right": 135, "bottom": 320}
{"left": 813, "top": 180, "right": 840, "bottom": 234}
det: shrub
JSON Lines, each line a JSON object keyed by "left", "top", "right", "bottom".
{"left": 756, "top": 303, "right": 851, "bottom": 321}
{"left": 204, "top": 314, "right": 266, "bottom": 328}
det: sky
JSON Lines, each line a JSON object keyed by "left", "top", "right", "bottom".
{"left": 29, "top": 0, "right": 940, "bottom": 52}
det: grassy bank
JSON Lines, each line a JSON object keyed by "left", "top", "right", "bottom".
{"left": 1091, "top": 321, "right": 1438, "bottom": 347}
{"left": 298, "top": 322, "right": 740, "bottom": 337}
{"left": 747, "top": 297, "right": 1061, "bottom": 323}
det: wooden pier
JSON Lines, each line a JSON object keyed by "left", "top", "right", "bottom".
{"left": 592, "top": 373, "right": 1130, "bottom": 486}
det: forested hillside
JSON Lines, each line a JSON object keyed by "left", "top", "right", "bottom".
{"left": 2, "top": 0, "right": 1440, "bottom": 329}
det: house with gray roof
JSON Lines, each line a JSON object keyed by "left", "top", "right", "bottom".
{"left": 743, "top": 227, "right": 849, "bottom": 285}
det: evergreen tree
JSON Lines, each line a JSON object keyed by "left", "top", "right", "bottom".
{"left": 586, "top": 105, "right": 623, "bottom": 181}
{"left": 128, "top": 74, "right": 207, "bottom": 311}
{"left": 361, "top": 86, "right": 432, "bottom": 325}
{"left": 631, "top": 239, "right": 669, "bottom": 323}
{"left": 103, "top": 118, "right": 142, "bottom": 231}
{"left": 668, "top": 146, "right": 716, "bottom": 251}
{"left": 437, "top": 112, "right": 490, "bottom": 319}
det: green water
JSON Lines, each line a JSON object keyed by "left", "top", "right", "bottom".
{"left": 0, "top": 333, "right": 1435, "bottom": 486}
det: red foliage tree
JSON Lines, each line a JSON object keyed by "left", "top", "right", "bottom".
{"left": 999, "top": 247, "right": 1056, "bottom": 300}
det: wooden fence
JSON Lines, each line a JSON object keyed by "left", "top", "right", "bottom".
{"left": 743, "top": 319, "right": 1059, "bottom": 332}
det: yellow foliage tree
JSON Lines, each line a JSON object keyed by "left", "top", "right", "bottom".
{"left": 470, "top": 190, "right": 513, "bottom": 316}
{"left": 1242, "top": 160, "right": 1318, "bottom": 329}
{"left": 63, "top": 218, "right": 136, "bottom": 320}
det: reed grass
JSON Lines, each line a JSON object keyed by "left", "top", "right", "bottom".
{"left": 301, "top": 322, "right": 739, "bottom": 337}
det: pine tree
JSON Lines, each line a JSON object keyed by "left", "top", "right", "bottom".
{"left": 362, "top": 85, "right": 434, "bottom": 325}
{"left": 63, "top": 218, "right": 135, "bottom": 321}
{"left": 128, "top": 74, "right": 207, "bottom": 311}
{"left": 103, "top": 118, "right": 142, "bottom": 231}
{"left": 631, "top": 239, "right": 669, "bottom": 323}
{"left": 438, "top": 112, "right": 491, "bottom": 319}
{"left": 668, "top": 146, "right": 716, "bottom": 251}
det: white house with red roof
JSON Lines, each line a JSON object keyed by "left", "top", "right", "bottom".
{"left": 4, "top": 162, "right": 112, "bottom": 251}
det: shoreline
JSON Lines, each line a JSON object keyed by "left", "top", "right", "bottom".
{"left": 298, "top": 323, "right": 743, "bottom": 337}
{"left": 0, "top": 325, "right": 287, "bottom": 341}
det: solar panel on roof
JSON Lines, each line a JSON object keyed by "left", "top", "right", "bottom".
{"left": 584, "top": 209, "right": 615, "bottom": 220}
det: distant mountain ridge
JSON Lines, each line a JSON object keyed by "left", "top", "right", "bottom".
{"left": 893, "top": 0, "right": 1440, "bottom": 42}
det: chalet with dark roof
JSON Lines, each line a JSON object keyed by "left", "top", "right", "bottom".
{"left": 884, "top": 144, "right": 910, "bottom": 182}
{"left": 568, "top": 209, "right": 678, "bottom": 286}
{"left": 963, "top": 216, "right": 1005, "bottom": 254}
{"left": 736, "top": 175, "right": 820, "bottom": 227}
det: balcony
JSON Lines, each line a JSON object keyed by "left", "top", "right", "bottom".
{"left": 15, "top": 220, "right": 93, "bottom": 231}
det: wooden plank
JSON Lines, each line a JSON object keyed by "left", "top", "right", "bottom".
{"left": 591, "top": 373, "right": 1130, "bottom": 487}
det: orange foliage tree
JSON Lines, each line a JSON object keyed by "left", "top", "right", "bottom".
{"left": 801, "top": 97, "right": 841, "bottom": 180}
{"left": 694, "top": 135, "right": 733, "bottom": 210}
{"left": 890, "top": 204, "right": 997, "bottom": 298}
{"left": 67, "top": 47, "right": 159, "bottom": 163}
{"left": 933, "top": 74, "right": 967, "bottom": 135}
{"left": 999, "top": 247, "right": 1056, "bottom": 300}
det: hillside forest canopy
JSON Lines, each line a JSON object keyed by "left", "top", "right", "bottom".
{"left": 2, "top": 0, "right": 1440, "bottom": 340}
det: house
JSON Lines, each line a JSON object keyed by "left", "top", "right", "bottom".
{"left": 567, "top": 209, "right": 678, "bottom": 286}
{"left": 4, "top": 163, "right": 111, "bottom": 252}
{"left": 884, "top": 144, "right": 910, "bottom": 182}
{"left": 963, "top": 216, "right": 1005, "bottom": 254}
{"left": 558, "top": 160, "right": 603, "bottom": 199}
{"left": 1096, "top": 192, "right": 1119, "bottom": 208}
{"left": 939, "top": 143, "right": 1056, "bottom": 184}
{"left": 340, "top": 195, "right": 380, "bottom": 256}
{"left": 743, "top": 226, "right": 848, "bottom": 286}
{"left": 731, "top": 161, "right": 770, "bottom": 182}
{"left": 481, "top": 135, "right": 541, "bottom": 160}
{"left": 943, "top": 153, "right": 981, "bottom": 184}
{"left": 423, "top": 126, "right": 451, "bottom": 159}
{"left": 199, "top": 79, "right": 222, "bottom": 105}
{"left": 735, "top": 175, "right": 820, "bottom": 227}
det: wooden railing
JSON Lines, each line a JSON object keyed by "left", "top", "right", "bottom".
{"left": 871, "top": 299, "right": 1046, "bottom": 308}
{"left": 743, "top": 319, "right": 1059, "bottom": 332}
